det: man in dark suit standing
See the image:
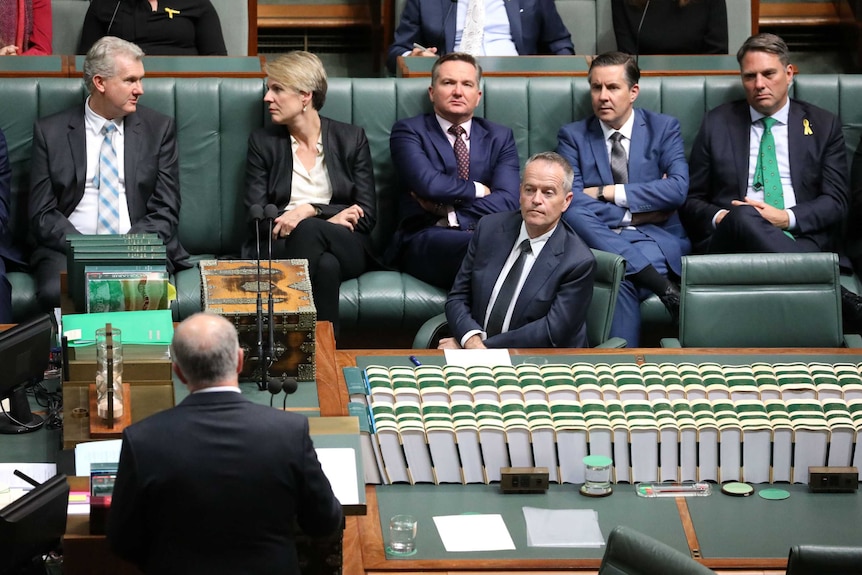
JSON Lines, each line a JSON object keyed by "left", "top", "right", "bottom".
{"left": 441, "top": 152, "right": 595, "bottom": 349}
{"left": 28, "top": 36, "right": 189, "bottom": 311}
{"left": 557, "top": 52, "right": 688, "bottom": 347}
{"left": 682, "top": 33, "right": 862, "bottom": 319}
{"left": 389, "top": 52, "right": 520, "bottom": 290}
{"left": 108, "top": 313, "right": 342, "bottom": 575}
{"left": 387, "top": 0, "right": 574, "bottom": 75}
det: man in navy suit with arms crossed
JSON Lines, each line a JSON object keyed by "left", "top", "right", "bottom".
{"left": 557, "top": 51, "right": 689, "bottom": 346}
{"left": 388, "top": 52, "right": 520, "bottom": 289}
{"left": 441, "top": 152, "right": 596, "bottom": 349}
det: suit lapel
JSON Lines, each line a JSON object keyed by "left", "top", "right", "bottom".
{"left": 425, "top": 114, "right": 458, "bottom": 176}
{"left": 628, "top": 109, "right": 647, "bottom": 181}
{"left": 468, "top": 119, "right": 489, "bottom": 181}
{"left": 124, "top": 112, "right": 141, "bottom": 218}
{"left": 443, "top": 0, "right": 457, "bottom": 52}
{"left": 587, "top": 117, "right": 613, "bottom": 184}
{"left": 787, "top": 100, "right": 807, "bottom": 199}
{"left": 67, "top": 110, "right": 87, "bottom": 205}
{"left": 504, "top": 0, "right": 523, "bottom": 52}
{"left": 731, "top": 102, "right": 751, "bottom": 197}
{"left": 511, "top": 223, "right": 564, "bottom": 323}
{"left": 477, "top": 214, "right": 521, "bottom": 320}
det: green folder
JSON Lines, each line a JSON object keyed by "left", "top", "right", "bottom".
{"left": 62, "top": 310, "right": 174, "bottom": 347}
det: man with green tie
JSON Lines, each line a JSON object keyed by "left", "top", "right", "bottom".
{"left": 682, "top": 33, "right": 862, "bottom": 321}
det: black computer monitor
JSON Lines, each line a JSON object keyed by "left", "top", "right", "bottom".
{"left": 0, "top": 473, "right": 69, "bottom": 575}
{"left": 0, "top": 314, "right": 53, "bottom": 435}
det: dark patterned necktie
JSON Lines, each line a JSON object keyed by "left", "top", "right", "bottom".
{"left": 486, "top": 239, "right": 532, "bottom": 336}
{"left": 610, "top": 131, "right": 628, "bottom": 184}
{"left": 448, "top": 124, "right": 469, "bottom": 180}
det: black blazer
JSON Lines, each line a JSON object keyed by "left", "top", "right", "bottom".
{"left": 28, "top": 104, "right": 190, "bottom": 272}
{"left": 242, "top": 116, "right": 376, "bottom": 258}
{"left": 108, "top": 391, "right": 343, "bottom": 575}
{"left": 683, "top": 99, "right": 849, "bottom": 252}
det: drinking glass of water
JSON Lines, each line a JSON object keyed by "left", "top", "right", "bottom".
{"left": 388, "top": 514, "right": 418, "bottom": 555}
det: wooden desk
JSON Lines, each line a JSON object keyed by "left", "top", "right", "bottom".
{"left": 396, "top": 55, "right": 741, "bottom": 78}
{"left": 332, "top": 347, "right": 862, "bottom": 575}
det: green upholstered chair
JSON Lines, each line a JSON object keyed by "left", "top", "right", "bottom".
{"left": 785, "top": 544, "right": 862, "bottom": 575}
{"left": 51, "top": 0, "right": 89, "bottom": 55}
{"left": 598, "top": 525, "right": 716, "bottom": 575}
{"left": 210, "top": 0, "right": 254, "bottom": 56}
{"left": 412, "top": 248, "right": 627, "bottom": 349}
{"left": 660, "top": 253, "right": 862, "bottom": 348}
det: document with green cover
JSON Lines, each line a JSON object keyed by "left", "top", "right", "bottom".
{"left": 62, "top": 310, "right": 174, "bottom": 346}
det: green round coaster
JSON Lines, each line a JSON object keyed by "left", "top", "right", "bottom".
{"left": 721, "top": 482, "right": 754, "bottom": 497}
{"left": 758, "top": 488, "right": 790, "bottom": 500}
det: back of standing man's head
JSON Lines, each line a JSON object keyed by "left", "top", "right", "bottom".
{"left": 170, "top": 313, "right": 240, "bottom": 389}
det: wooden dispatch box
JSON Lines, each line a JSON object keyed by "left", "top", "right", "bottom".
{"left": 200, "top": 259, "right": 316, "bottom": 382}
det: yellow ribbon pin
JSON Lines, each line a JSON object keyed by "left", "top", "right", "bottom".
{"left": 803, "top": 118, "right": 813, "bottom": 136}
{"left": 165, "top": 7, "right": 180, "bottom": 18}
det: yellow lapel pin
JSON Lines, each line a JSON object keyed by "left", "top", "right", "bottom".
{"left": 165, "top": 7, "right": 180, "bottom": 18}
{"left": 803, "top": 118, "right": 813, "bottom": 136}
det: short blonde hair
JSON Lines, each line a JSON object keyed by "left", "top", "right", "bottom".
{"left": 265, "top": 51, "right": 328, "bottom": 111}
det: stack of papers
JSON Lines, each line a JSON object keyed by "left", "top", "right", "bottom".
{"left": 522, "top": 507, "right": 605, "bottom": 547}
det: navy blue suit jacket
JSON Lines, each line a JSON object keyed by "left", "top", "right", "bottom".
{"left": 446, "top": 211, "right": 595, "bottom": 348}
{"left": 683, "top": 99, "right": 849, "bottom": 252}
{"left": 557, "top": 108, "right": 690, "bottom": 275}
{"left": 108, "top": 391, "right": 342, "bottom": 575}
{"left": 389, "top": 112, "right": 520, "bottom": 236}
{"left": 387, "top": 0, "right": 574, "bottom": 73}
{"left": 0, "top": 129, "right": 22, "bottom": 265}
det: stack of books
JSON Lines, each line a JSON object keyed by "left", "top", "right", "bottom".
{"left": 344, "top": 361, "right": 862, "bottom": 486}
{"left": 66, "top": 235, "right": 168, "bottom": 313}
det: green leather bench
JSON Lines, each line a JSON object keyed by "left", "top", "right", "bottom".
{"left": 3, "top": 75, "right": 861, "bottom": 343}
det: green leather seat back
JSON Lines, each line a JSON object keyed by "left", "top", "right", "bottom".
{"left": 786, "top": 544, "right": 862, "bottom": 575}
{"left": 599, "top": 525, "right": 716, "bottom": 575}
{"left": 587, "top": 248, "right": 625, "bottom": 347}
{"left": 678, "top": 253, "right": 844, "bottom": 348}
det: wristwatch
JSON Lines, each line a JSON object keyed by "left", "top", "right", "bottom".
{"left": 597, "top": 185, "right": 606, "bottom": 202}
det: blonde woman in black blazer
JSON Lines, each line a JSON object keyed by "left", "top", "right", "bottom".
{"left": 243, "top": 51, "right": 376, "bottom": 336}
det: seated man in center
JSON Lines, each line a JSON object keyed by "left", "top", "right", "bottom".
{"left": 441, "top": 152, "right": 595, "bottom": 349}
{"left": 388, "top": 52, "right": 520, "bottom": 290}
{"left": 557, "top": 51, "right": 689, "bottom": 346}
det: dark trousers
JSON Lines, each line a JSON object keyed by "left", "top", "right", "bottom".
{"left": 706, "top": 205, "right": 820, "bottom": 255}
{"left": 271, "top": 218, "right": 367, "bottom": 335}
{"left": 0, "top": 258, "right": 11, "bottom": 323}
{"left": 399, "top": 226, "right": 472, "bottom": 290}
{"left": 30, "top": 246, "right": 67, "bottom": 312}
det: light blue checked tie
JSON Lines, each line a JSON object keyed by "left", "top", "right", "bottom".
{"left": 96, "top": 123, "right": 121, "bottom": 234}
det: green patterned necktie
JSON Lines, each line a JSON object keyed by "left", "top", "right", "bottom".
{"left": 753, "top": 117, "right": 783, "bottom": 208}
{"left": 753, "top": 117, "right": 793, "bottom": 239}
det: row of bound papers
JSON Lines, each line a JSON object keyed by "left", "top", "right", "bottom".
{"left": 344, "top": 363, "right": 862, "bottom": 486}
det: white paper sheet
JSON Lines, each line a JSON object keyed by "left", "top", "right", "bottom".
{"left": 433, "top": 514, "right": 516, "bottom": 552}
{"left": 0, "top": 463, "right": 58, "bottom": 490}
{"left": 74, "top": 439, "right": 122, "bottom": 476}
{"left": 315, "top": 447, "right": 360, "bottom": 505}
{"left": 443, "top": 349, "right": 512, "bottom": 368}
{"left": 522, "top": 507, "right": 605, "bottom": 547}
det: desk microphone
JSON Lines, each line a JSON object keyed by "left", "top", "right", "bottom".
{"left": 249, "top": 204, "right": 266, "bottom": 391}
{"left": 107, "top": 0, "right": 123, "bottom": 36}
{"left": 263, "top": 204, "right": 279, "bottom": 386}
{"left": 634, "top": 0, "right": 651, "bottom": 65}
